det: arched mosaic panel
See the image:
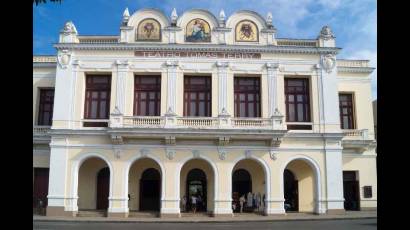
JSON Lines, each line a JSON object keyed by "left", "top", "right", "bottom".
{"left": 136, "top": 18, "right": 161, "bottom": 41}
{"left": 185, "top": 18, "right": 211, "bottom": 42}
{"left": 235, "top": 20, "right": 259, "bottom": 42}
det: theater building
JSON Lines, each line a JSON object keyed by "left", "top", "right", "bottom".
{"left": 33, "top": 8, "right": 377, "bottom": 218}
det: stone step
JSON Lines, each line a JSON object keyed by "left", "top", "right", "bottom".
{"left": 180, "top": 212, "right": 210, "bottom": 217}
{"left": 77, "top": 210, "right": 106, "bottom": 217}
{"left": 128, "top": 212, "right": 159, "bottom": 218}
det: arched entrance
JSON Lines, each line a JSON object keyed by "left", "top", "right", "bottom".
{"left": 231, "top": 159, "right": 266, "bottom": 214}
{"left": 96, "top": 167, "right": 110, "bottom": 210}
{"left": 284, "top": 169, "right": 298, "bottom": 212}
{"left": 180, "top": 159, "right": 215, "bottom": 214}
{"left": 139, "top": 168, "right": 161, "bottom": 211}
{"left": 77, "top": 157, "right": 110, "bottom": 212}
{"left": 186, "top": 168, "right": 207, "bottom": 212}
{"left": 283, "top": 159, "right": 317, "bottom": 213}
{"left": 128, "top": 158, "right": 162, "bottom": 213}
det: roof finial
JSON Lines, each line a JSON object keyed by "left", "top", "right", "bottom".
{"left": 266, "top": 12, "right": 273, "bottom": 28}
{"left": 219, "top": 9, "right": 226, "bottom": 27}
{"left": 122, "top": 7, "right": 130, "bottom": 26}
{"left": 319, "top": 25, "right": 335, "bottom": 40}
{"left": 62, "top": 21, "right": 77, "bottom": 34}
{"left": 171, "top": 8, "right": 178, "bottom": 26}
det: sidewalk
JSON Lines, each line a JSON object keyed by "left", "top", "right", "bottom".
{"left": 33, "top": 211, "right": 377, "bottom": 223}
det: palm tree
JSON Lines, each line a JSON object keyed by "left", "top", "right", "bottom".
{"left": 33, "top": 0, "right": 62, "bottom": 6}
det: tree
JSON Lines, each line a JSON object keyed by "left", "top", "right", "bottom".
{"left": 33, "top": 0, "right": 62, "bottom": 6}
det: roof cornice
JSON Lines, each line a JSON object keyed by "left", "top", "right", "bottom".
{"left": 54, "top": 43, "right": 341, "bottom": 55}
{"left": 337, "top": 66, "right": 375, "bottom": 73}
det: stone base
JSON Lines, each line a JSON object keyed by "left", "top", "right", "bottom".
{"left": 360, "top": 207, "right": 377, "bottom": 211}
{"left": 160, "top": 213, "right": 181, "bottom": 218}
{"left": 46, "top": 206, "right": 76, "bottom": 217}
{"left": 107, "top": 212, "right": 128, "bottom": 218}
{"left": 327, "top": 209, "right": 346, "bottom": 214}
{"left": 265, "top": 213, "right": 286, "bottom": 216}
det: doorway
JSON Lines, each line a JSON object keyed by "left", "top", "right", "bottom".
{"left": 186, "top": 168, "right": 207, "bottom": 212}
{"left": 284, "top": 169, "right": 298, "bottom": 212}
{"left": 139, "top": 168, "right": 161, "bottom": 211}
{"left": 96, "top": 167, "right": 110, "bottom": 210}
{"left": 33, "top": 168, "right": 49, "bottom": 210}
{"left": 343, "top": 171, "right": 360, "bottom": 211}
{"left": 232, "top": 169, "right": 252, "bottom": 212}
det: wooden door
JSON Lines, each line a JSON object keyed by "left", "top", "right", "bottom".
{"left": 96, "top": 167, "right": 110, "bottom": 210}
{"left": 33, "top": 168, "right": 49, "bottom": 208}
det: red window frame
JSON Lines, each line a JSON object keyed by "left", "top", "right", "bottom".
{"left": 183, "top": 76, "right": 212, "bottom": 117}
{"left": 134, "top": 75, "right": 161, "bottom": 116}
{"left": 84, "top": 75, "right": 111, "bottom": 127}
{"left": 339, "top": 93, "right": 355, "bottom": 129}
{"left": 37, "top": 88, "right": 54, "bottom": 126}
{"left": 285, "top": 78, "right": 311, "bottom": 122}
{"left": 234, "top": 77, "right": 261, "bottom": 117}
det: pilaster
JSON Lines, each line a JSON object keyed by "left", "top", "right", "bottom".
{"left": 216, "top": 61, "right": 230, "bottom": 116}
{"left": 114, "top": 60, "right": 129, "bottom": 114}
{"left": 266, "top": 63, "right": 280, "bottom": 117}
{"left": 165, "top": 61, "right": 179, "bottom": 115}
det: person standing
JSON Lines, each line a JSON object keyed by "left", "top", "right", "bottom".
{"left": 239, "top": 195, "right": 246, "bottom": 213}
{"left": 181, "top": 196, "right": 187, "bottom": 212}
{"left": 191, "top": 195, "right": 197, "bottom": 214}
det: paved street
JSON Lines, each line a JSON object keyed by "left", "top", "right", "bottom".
{"left": 34, "top": 218, "right": 377, "bottom": 230}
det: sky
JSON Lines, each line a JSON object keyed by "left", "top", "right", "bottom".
{"left": 33, "top": 0, "right": 377, "bottom": 99}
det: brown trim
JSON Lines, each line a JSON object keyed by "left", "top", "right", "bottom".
{"left": 235, "top": 20, "right": 259, "bottom": 42}
{"left": 183, "top": 75, "right": 212, "bottom": 117}
{"left": 234, "top": 76, "right": 261, "bottom": 117}
{"left": 133, "top": 75, "right": 161, "bottom": 116}
{"left": 37, "top": 88, "right": 55, "bottom": 126}
{"left": 285, "top": 78, "right": 311, "bottom": 122}
{"left": 339, "top": 93, "right": 355, "bottom": 129}
{"left": 83, "top": 75, "right": 111, "bottom": 127}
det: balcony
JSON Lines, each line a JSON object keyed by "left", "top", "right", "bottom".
{"left": 107, "top": 111, "right": 287, "bottom": 146}
{"left": 33, "top": 126, "right": 51, "bottom": 143}
{"left": 342, "top": 129, "right": 376, "bottom": 152}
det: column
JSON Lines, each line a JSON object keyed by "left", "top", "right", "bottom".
{"left": 53, "top": 50, "right": 76, "bottom": 129}
{"left": 160, "top": 159, "right": 181, "bottom": 217}
{"left": 47, "top": 137, "right": 73, "bottom": 216}
{"left": 114, "top": 60, "right": 129, "bottom": 114}
{"left": 318, "top": 54, "right": 341, "bottom": 132}
{"left": 266, "top": 63, "right": 279, "bottom": 117}
{"left": 108, "top": 154, "right": 129, "bottom": 218}
{"left": 324, "top": 140, "right": 345, "bottom": 214}
{"left": 165, "top": 61, "right": 179, "bottom": 115}
{"left": 216, "top": 61, "right": 229, "bottom": 115}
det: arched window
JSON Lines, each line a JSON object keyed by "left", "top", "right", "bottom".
{"left": 235, "top": 20, "right": 259, "bottom": 42}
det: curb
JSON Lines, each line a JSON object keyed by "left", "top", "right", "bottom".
{"left": 33, "top": 216, "right": 377, "bottom": 224}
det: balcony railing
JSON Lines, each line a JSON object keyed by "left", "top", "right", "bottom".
{"left": 33, "top": 126, "right": 51, "bottom": 136}
{"left": 110, "top": 113, "right": 286, "bottom": 131}
{"left": 342, "top": 129, "right": 369, "bottom": 140}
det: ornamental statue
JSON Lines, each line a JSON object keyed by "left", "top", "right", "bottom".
{"left": 62, "top": 21, "right": 77, "bottom": 34}
{"left": 319, "top": 25, "right": 335, "bottom": 40}
{"left": 322, "top": 54, "right": 336, "bottom": 73}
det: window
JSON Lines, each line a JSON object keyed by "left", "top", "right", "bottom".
{"left": 183, "top": 76, "right": 212, "bottom": 117}
{"left": 363, "top": 186, "right": 372, "bottom": 198}
{"left": 339, "top": 93, "right": 355, "bottom": 129}
{"left": 285, "top": 78, "right": 311, "bottom": 129}
{"left": 37, "top": 88, "right": 54, "bottom": 126}
{"left": 234, "top": 77, "right": 261, "bottom": 117}
{"left": 134, "top": 76, "right": 161, "bottom": 116}
{"left": 84, "top": 75, "right": 111, "bottom": 127}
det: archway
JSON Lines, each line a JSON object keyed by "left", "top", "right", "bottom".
{"left": 77, "top": 157, "right": 110, "bottom": 211}
{"left": 232, "top": 159, "right": 266, "bottom": 214}
{"left": 180, "top": 159, "right": 215, "bottom": 214}
{"left": 284, "top": 169, "right": 298, "bottom": 212}
{"left": 139, "top": 168, "right": 161, "bottom": 211}
{"left": 128, "top": 158, "right": 162, "bottom": 213}
{"left": 283, "top": 159, "right": 317, "bottom": 213}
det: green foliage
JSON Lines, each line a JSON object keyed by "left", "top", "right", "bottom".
{"left": 33, "top": 0, "right": 62, "bottom": 6}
